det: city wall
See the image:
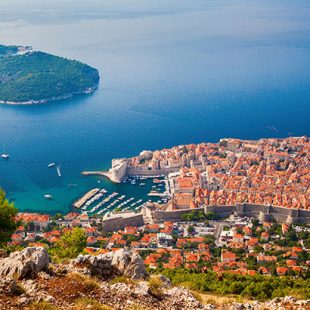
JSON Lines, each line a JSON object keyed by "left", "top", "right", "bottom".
{"left": 152, "top": 204, "right": 310, "bottom": 224}
{"left": 101, "top": 213, "right": 144, "bottom": 232}
{"left": 152, "top": 208, "right": 205, "bottom": 223}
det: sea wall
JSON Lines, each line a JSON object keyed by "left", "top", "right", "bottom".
{"left": 101, "top": 213, "right": 144, "bottom": 232}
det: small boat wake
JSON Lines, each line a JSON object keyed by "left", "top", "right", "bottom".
{"left": 57, "top": 165, "right": 62, "bottom": 177}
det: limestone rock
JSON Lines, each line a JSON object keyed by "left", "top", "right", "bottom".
{"left": 71, "top": 249, "right": 147, "bottom": 279}
{"left": 0, "top": 247, "right": 50, "bottom": 279}
{"left": 166, "top": 286, "right": 205, "bottom": 309}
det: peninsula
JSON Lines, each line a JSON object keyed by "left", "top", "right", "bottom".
{"left": 84, "top": 136, "right": 310, "bottom": 216}
{"left": 0, "top": 44, "right": 99, "bottom": 104}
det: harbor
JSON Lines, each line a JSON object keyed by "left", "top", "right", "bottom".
{"left": 71, "top": 174, "right": 170, "bottom": 218}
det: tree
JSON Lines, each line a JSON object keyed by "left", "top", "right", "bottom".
{"left": 52, "top": 227, "right": 86, "bottom": 259}
{"left": 187, "top": 225, "right": 195, "bottom": 235}
{"left": 0, "top": 189, "right": 19, "bottom": 247}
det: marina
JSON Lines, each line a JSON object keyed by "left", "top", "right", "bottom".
{"left": 70, "top": 175, "right": 169, "bottom": 217}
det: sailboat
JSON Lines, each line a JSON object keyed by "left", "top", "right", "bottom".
{"left": 1, "top": 146, "right": 9, "bottom": 159}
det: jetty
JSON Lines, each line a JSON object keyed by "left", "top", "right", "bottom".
{"left": 73, "top": 188, "right": 100, "bottom": 209}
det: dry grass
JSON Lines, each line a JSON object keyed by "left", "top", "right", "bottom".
{"left": 126, "top": 303, "right": 151, "bottom": 310}
{"left": 73, "top": 297, "right": 112, "bottom": 310}
{"left": 190, "top": 290, "right": 203, "bottom": 304}
{"left": 68, "top": 272, "right": 100, "bottom": 290}
{"left": 109, "top": 275, "right": 135, "bottom": 285}
{"left": 28, "top": 301, "right": 59, "bottom": 310}
{"left": 198, "top": 292, "right": 251, "bottom": 306}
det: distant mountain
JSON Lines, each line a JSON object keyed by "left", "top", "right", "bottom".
{"left": 0, "top": 45, "right": 100, "bottom": 104}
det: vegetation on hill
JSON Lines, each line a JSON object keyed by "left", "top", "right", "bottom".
{"left": 49, "top": 227, "right": 87, "bottom": 261}
{"left": 0, "top": 48, "right": 99, "bottom": 103}
{"left": 0, "top": 45, "right": 19, "bottom": 56}
{"left": 0, "top": 189, "right": 19, "bottom": 247}
{"left": 159, "top": 268, "right": 310, "bottom": 301}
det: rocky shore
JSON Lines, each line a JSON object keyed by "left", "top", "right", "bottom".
{"left": 0, "top": 86, "right": 97, "bottom": 105}
{"left": 0, "top": 247, "right": 309, "bottom": 310}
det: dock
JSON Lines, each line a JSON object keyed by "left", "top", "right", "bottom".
{"left": 73, "top": 188, "right": 100, "bottom": 209}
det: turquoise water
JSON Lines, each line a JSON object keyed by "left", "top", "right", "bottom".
{"left": 0, "top": 0, "right": 309, "bottom": 214}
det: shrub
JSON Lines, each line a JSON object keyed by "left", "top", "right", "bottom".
{"left": 109, "top": 276, "right": 134, "bottom": 285}
{"left": 9, "top": 282, "right": 25, "bottom": 296}
{"left": 69, "top": 272, "right": 100, "bottom": 290}
{"left": 49, "top": 227, "right": 86, "bottom": 261}
{"left": 148, "top": 276, "right": 164, "bottom": 299}
{"left": 29, "top": 301, "right": 59, "bottom": 310}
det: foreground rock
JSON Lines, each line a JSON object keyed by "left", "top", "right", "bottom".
{"left": 0, "top": 247, "right": 49, "bottom": 279}
{"left": 71, "top": 249, "right": 147, "bottom": 279}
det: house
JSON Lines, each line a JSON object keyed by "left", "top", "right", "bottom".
{"left": 257, "top": 255, "right": 277, "bottom": 263}
{"left": 221, "top": 251, "right": 236, "bottom": 263}
{"left": 124, "top": 226, "right": 138, "bottom": 235}
{"left": 86, "top": 236, "right": 97, "bottom": 246}
{"left": 184, "top": 252, "right": 200, "bottom": 263}
{"left": 260, "top": 231, "right": 269, "bottom": 242}
{"left": 243, "top": 226, "right": 252, "bottom": 236}
{"left": 276, "top": 267, "right": 288, "bottom": 276}
{"left": 259, "top": 266, "right": 271, "bottom": 276}
{"left": 11, "top": 233, "right": 23, "bottom": 243}
{"left": 246, "top": 237, "right": 259, "bottom": 250}
{"left": 157, "top": 233, "right": 173, "bottom": 247}
{"left": 233, "top": 233, "right": 244, "bottom": 243}
{"left": 16, "top": 213, "right": 50, "bottom": 231}
{"left": 131, "top": 241, "right": 141, "bottom": 248}
{"left": 146, "top": 224, "right": 160, "bottom": 233}
{"left": 85, "top": 227, "right": 97, "bottom": 237}
{"left": 64, "top": 212, "right": 79, "bottom": 221}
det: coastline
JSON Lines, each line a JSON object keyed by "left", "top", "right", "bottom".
{"left": 0, "top": 85, "right": 98, "bottom": 105}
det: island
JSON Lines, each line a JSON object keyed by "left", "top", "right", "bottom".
{"left": 0, "top": 44, "right": 99, "bottom": 104}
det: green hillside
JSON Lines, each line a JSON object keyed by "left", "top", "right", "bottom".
{"left": 0, "top": 48, "right": 99, "bottom": 103}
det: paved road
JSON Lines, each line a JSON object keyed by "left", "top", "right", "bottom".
{"left": 210, "top": 221, "right": 227, "bottom": 246}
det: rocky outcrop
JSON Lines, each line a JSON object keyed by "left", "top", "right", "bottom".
{"left": 71, "top": 249, "right": 147, "bottom": 279}
{"left": 0, "top": 247, "right": 49, "bottom": 279}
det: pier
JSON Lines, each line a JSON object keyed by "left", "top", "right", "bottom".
{"left": 73, "top": 188, "right": 100, "bottom": 209}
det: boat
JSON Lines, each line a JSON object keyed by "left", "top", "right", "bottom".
{"left": 56, "top": 166, "right": 61, "bottom": 177}
{"left": 1, "top": 145, "right": 9, "bottom": 159}
{"left": 44, "top": 194, "right": 53, "bottom": 200}
{"left": 1, "top": 153, "right": 9, "bottom": 159}
{"left": 48, "top": 163, "right": 55, "bottom": 168}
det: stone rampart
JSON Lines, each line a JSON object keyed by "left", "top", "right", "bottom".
{"left": 152, "top": 204, "right": 310, "bottom": 224}
{"left": 153, "top": 208, "right": 205, "bottom": 223}
{"left": 102, "top": 213, "right": 144, "bottom": 232}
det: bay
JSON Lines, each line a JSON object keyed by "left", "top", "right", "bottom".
{"left": 0, "top": 0, "right": 309, "bottom": 213}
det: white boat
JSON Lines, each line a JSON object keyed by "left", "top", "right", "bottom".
{"left": 1, "top": 153, "right": 9, "bottom": 159}
{"left": 44, "top": 194, "right": 53, "bottom": 200}
{"left": 48, "top": 163, "right": 55, "bottom": 168}
{"left": 1, "top": 145, "right": 9, "bottom": 159}
{"left": 57, "top": 166, "right": 61, "bottom": 177}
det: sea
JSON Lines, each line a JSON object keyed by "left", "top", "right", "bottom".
{"left": 0, "top": 0, "right": 309, "bottom": 214}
